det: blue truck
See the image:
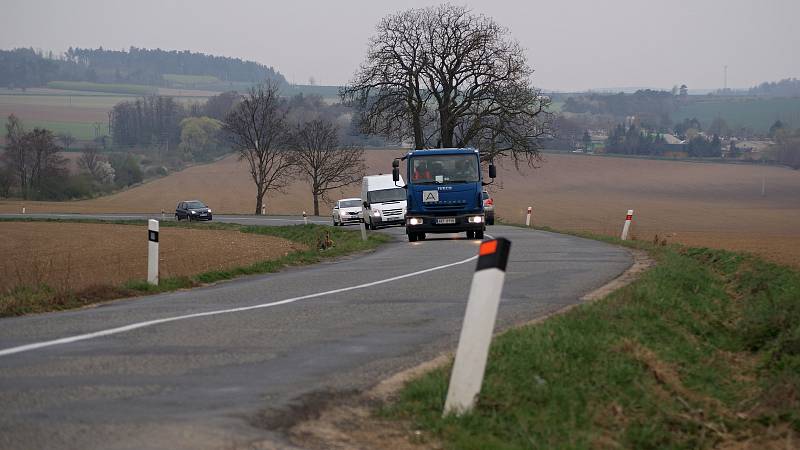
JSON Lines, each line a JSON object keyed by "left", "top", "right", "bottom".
{"left": 392, "top": 148, "right": 496, "bottom": 242}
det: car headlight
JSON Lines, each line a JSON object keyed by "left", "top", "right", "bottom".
{"left": 408, "top": 217, "right": 422, "bottom": 226}
{"left": 191, "top": 210, "right": 197, "bottom": 214}
{"left": 207, "top": 209, "right": 212, "bottom": 213}
{"left": 468, "top": 215, "right": 483, "bottom": 223}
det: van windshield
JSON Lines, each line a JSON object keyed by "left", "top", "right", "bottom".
{"left": 410, "top": 154, "right": 479, "bottom": 184}
{"left": 368, "top": 188, "right": 405, "bottom": 203}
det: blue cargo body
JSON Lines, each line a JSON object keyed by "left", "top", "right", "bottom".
{"left": 393, "top": 148, "right": 494, "bottom": 242}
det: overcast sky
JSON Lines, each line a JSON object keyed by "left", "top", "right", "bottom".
{"left": 2, "top": 0, "right": 798, "bottom": 91}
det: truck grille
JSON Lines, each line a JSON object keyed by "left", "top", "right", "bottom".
{"left": 383, "top": 208, "right": 403, "bottom": 216}
{"left": 425, "top": 203, "right": 464, "bottom": 210}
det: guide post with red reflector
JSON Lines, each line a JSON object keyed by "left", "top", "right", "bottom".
{"left": 525, "top": 206, "right": 532, "bottom": 227}
{"left": 620, "top": 209, "right": 634, "bottom": 241}
{"left": 147, "top": 219, "right": 159, "bottom": 286}
{"left": 303, "top": 211, "right": 308, "bottom": 225}
{"left": 444, "top": 238, "right": 512, "bottom": 416}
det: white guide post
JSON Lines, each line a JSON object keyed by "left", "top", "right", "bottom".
{"left": 261, "top": 205, "right": 266, "bottom": 216}
{"left": 360, "top": 220, "right": 367, "bottom": 241}
{"left": 525, "top": 206, "right": 532, "bottom": 227}
{"left": 147, "top": 219, "right": 159, "bottom": 285}
{"left": 303, "top": 211, "right": 308, "bottom": 225}
{"left": 22, "top": 207, "right": 26, "bottom": 214}
{"left": 620, "top": 209, "right": 634, "bottom": 241}
{"left": 444, "top": 238, "right": 512, "bottom": 416}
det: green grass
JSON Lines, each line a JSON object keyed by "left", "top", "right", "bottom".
{"left": 46, "top": 81, "right": 158, "bottom": 96}
{"left": 387, "top": 237, "right": 800, "bottom": 449}
{"left": 674, "top": 97, "right": 800, "bottom": 133}
{"left": 162, "top": 73, "right": 221, "bottom": 84}
{"left": 20, "top": 120, "right": 97, "bottom": 140}
{"left": 0, "top": 220, "right": 390, "bottom": 317}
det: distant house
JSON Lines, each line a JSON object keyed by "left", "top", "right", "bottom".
{"left": 662, "top": 134, "right": 684, "bottom": 145}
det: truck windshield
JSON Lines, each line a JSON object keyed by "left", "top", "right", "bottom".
{"left": 410, "top": 154, "right": 479, "bottom": 184}
{"left": 368, "top": 188, "right": 405, "bottom": 203}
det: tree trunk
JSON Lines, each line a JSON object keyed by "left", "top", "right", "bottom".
{"left": 312, "top": 192, "right": 320, "bottom": 216}
{"left": 255, "top": 192, "right": 264, "bottom": 215}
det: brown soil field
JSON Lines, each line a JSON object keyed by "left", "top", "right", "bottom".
{"left": 0, "top": 222, "right": 304, "bottom": 293}
{"left": 0, "top": 103, "right": 110, "bottom": 123}
{"left": 2, "top": 151, "right": 798, "bottom": 268}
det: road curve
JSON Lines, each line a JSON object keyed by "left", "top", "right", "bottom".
{"left": 0, "top": 215, "right": 631, "bottom": 449}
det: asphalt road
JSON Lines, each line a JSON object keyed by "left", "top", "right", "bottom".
{"left": 0, "top": 215, "right": 631, "bottom": 449}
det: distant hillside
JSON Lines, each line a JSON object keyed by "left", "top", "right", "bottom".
{"left": 0, "top": 47, "right": 287, "bottom": 90}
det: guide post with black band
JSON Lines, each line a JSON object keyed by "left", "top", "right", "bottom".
{"left": 444, "top": 237, "right": 511, "bottom": 415}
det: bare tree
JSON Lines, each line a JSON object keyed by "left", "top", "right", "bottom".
{"left": 343, "top": 5, "right": 550, "bottom": 165}
{"left": 4, "top": 114, "right": 29, "bottom": 196}
{"left": 79, "top": 143, "right": 101, "bottom": 179}
{"left": 289, "top": 119, "right": 366, "bottom": 215}
{"left": 341, "top": 7, "right": 432, "bottom": 149}
{"left": 223, "top": 82, "right": 294, "bottom": 215}
{"left": 57, "top": 132, "right": 75, "bottom": 150}
{"left": 4, "top": 115, "right": 64, "bottom": 198}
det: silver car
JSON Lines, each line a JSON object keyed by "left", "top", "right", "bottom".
{"left": 332, "top": 198, "right": 363, "bottom": 226}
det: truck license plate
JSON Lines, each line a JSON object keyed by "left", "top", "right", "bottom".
{"left": 436, "top": 217, "right": 456, "bottom": 224}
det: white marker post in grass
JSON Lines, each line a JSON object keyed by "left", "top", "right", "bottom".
{"left": 261, "top": 205, "right": 266, "bottom": 216}
{"left": 525, "top": 206, "right": 532, "bottom": 227}
{"left": 22, "top": 207, "right": 25, "bottom": 214}
{"left": 303, "top": 211, "right": 308, "bottom": 225}
{"left": 444, "top": 238, "right": 512, "bottom": 416}
{"left": 360, "top": 220, "right": 367, "bottom": 242}
{"left": 620, "top": 209, "right": 634, "bottom": 241}
{"left": 147, "top": 219, "right": 159, "bottom": 286}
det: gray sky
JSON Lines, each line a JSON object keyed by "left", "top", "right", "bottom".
{"left": 2, "top": 0, "right": 798, "bottom": 91}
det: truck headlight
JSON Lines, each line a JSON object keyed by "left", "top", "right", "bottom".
{"left": 468, "top": 215, "right": 483, "bottom": 223}
{"left": 408, "top": 217, "right": 422, "bottom": 226}
{"left": 372, "top": 210, "right": 380, "bottom": 217}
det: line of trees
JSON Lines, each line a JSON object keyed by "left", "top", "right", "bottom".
{"left": 0, "top": 47, "right": 286, "bottom": 89}
{"left": 341, "top": 4, "right": 550, "bottom": 165}
{"left": 604, "top": 124, "right": 670, "bottom": 156}
{"left": 1, "top": 115, "right": 146, "bottom": 200}
{"left": 223, "top": 82, "right": 365, "bottom": 215}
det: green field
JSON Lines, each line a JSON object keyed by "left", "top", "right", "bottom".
{"left": 162, "top": 73, "right": 221, "bottom": 85}
{"left": 46, "top": 81, "right": 158, "bottom": 96}
{"left": 674, "top": 96, "right": 800, "bottom": 133}
{"left": 21, "top": 120, "right": 98, "bottom": 140}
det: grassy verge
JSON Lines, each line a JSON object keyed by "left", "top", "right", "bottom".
{"left": 387, "top": 235, "right": 800, "bottom": 449}
{"left": 1, "top": 220, "right": 390, "bottom": 317}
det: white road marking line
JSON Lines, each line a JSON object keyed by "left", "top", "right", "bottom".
{"left": 0, "top": 254, "right": 478, "bottom": 357}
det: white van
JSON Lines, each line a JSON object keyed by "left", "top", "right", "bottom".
{"left": 361, "top": 174, "right": 407, "bottom": 229}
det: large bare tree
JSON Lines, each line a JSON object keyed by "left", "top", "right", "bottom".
{"left": 223, "top": 82, "right": 294, "bottom": 215}
{"left": 341, "top": 8, "right": 432, "bottom": 149}
{"left": 289, "top": 119, "right": 366, "bottom": 215}
{"left": 343, "top": 5, "right": 550, "bottom": 165}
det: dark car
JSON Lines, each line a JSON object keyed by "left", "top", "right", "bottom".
{"left": 175, "top": 200, "right": 213, "bottom": 221}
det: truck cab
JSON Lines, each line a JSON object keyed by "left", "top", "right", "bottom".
{"left": 393, "top": 148, "right": 496, "bottom": 242}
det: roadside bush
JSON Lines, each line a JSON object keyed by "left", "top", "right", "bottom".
{"left": 110, "top": 153, "right": 143, "bottom": 187}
